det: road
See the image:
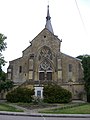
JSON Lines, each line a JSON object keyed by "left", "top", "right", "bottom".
{"left": 0, "top": 115, "right": 90, "bottom": 120}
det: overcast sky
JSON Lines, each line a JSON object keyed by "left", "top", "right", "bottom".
{"left": 0, "top": 0, "right": 90, "bottom": 72}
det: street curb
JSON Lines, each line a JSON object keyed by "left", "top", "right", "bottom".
{"left": 0, "top": 112, "right": 90, "bottom": 118}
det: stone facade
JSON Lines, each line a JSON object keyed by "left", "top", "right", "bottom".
{"left": 7, "top": 5, "right": 85, "bottom": 100}
{"left": 7, "top": 28, "right": 84, "bottom": 100}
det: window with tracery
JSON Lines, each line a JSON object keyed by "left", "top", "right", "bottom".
{"left": 39, "top": 60, "right": 52, "bottom": 71}
{"left": 38, "top": 46, "right": 53, "bottom": 81}
{"left": 38, "top": 46, "right": 52, "bottom": 61}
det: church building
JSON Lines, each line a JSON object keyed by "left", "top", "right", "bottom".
{"left": 7, "top": 5, "right": 84, "bottom": 100}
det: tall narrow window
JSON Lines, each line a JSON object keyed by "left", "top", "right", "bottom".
{"left": 69, "top": 64, "right": 72, "bottom": 72}
{"left": 39, "top": 72, "right": 45, "bottom": 80}
{"left": 47, "top": 72, "right": 52, "bottom": 80}
{"left": 19, "top": 66, "right": 22, "bottom": 73}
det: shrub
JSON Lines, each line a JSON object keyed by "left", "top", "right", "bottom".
{"left": 43, "top": 84, "right": 72, "bottom": 103}
{"left": 32, "top": 96, "right": 43, "bottom": 105}
{"left": 6, "top": 87, "right": 34, "bottom": 103}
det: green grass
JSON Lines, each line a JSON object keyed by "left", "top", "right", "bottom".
{"left": 0, "top": 103, "right": 23, "bottom": 112}
{"left": 39, "top": 103, "right": 90, "bottom": 114}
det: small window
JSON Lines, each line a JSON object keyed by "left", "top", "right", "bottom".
{"left": 19, "top": 66, "right": 22, "bottom": 73}
{"left": 44, "top": 35, "right": 46, "bottom": 38}
{"left": 69, "top": 64, "right": 72, "bottom": 72}
{"left": 30, "top": 54, "right": 34, "bottom": 59}
{"left": 25, "top": 74, "right": 26, "bottom": 76}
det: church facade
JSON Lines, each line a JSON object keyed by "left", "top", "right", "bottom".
{"left": 7, "top": 5, "right": 84, "bottom": 100}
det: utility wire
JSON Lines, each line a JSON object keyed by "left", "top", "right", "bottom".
{"left": 75, "top": 0, "right": 86, "bottom": 30}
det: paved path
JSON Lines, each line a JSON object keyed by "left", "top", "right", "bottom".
{"left": 0, "top": 114, "right": 90, "bottom": 120}
{"left": 0, "top": 111, "right": 90, "bottom": 118}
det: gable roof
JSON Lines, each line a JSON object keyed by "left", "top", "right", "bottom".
{"left": 22, "top": 28, "right": 62, "bottom": 53}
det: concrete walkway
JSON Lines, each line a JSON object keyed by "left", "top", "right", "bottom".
{"left": 0, "top": 110, "right": 90, "bottom": 118}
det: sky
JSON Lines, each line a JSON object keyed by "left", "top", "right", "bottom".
{"left": 0, "top": 0, "right": 90, "bottom": 72}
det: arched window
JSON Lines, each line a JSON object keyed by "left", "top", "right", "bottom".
{"left": 38, "top": 46, "right": 52, "bottom": 61}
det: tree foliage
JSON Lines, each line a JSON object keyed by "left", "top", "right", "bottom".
{"left": 0, "top": 80, "right": 14, "bottom": 92}
{"left": 0, "top": 70, "right": 6, "bottom": 81}
{"left": 0, "top": 33, "right": 7, "bottom": 82}
{"left": 0, "top": 33, "right": 7, "bottom": 67}
{"left": 0, "top": 33, "right": 13, "bottom": 93}
{"left": 77, "top": 55, "right": 90, "bottom": 102}
{"left": 43, "top": 84, "right": 72, "bottom": 103}
{"left": 0, "top": 33, "right": 7, "bottom": 51}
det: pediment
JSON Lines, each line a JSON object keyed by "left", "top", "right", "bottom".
{"left": 23, "top": 28, "right": 61, "bottom": 56}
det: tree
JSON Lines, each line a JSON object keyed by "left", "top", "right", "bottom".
{"left": 0, "top": 33, "right": 7, "bottom": 68}
{"left": 0, "top": 33, "right": 7, "bottom": 81}
{"left": 77, "top": 55, "right": 90, "bottom": 102}
{"left": 0, "top": 33, "right": 13, "bottom": 94}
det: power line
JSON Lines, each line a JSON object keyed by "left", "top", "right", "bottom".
{"left": 75, "top": 0, "right": 86, "bottom": 30}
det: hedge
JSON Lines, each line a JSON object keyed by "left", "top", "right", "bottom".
{"left": 6, "top": 87, "right": 34, "bottom": 103}
{"left": 43, "top": 84, "right": 72, "bottom": 103}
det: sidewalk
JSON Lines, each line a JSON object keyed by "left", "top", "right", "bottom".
{"left": 0, "top": 110, "right": 90, "bottom": 118}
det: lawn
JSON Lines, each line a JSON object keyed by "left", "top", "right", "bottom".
{"left": 0, "top": 103, "right": 23, "bottom": 112}
{"left": 39, "top": 103, "right": 90, "bottom": 114}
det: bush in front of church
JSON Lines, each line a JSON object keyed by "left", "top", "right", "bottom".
{"left": 6, "top": 87, "right": 34, "bottom": 103}
{"left": 43, "top": 84, "right": 72, "bottom": 103}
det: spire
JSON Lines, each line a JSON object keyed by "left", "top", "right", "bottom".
{"left": 45, "top": 5, "right": 54, "bottom": 34}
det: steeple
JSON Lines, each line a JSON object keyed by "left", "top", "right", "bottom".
{"left": 45, "top": 5, "right": 54, "bottom": 34}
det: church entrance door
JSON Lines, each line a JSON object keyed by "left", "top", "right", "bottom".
{"left": 47, "top": 72, "right": 52, "bottom": 80}
{"left": 39, "top": 71, "right": 52, "bottom": 81}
